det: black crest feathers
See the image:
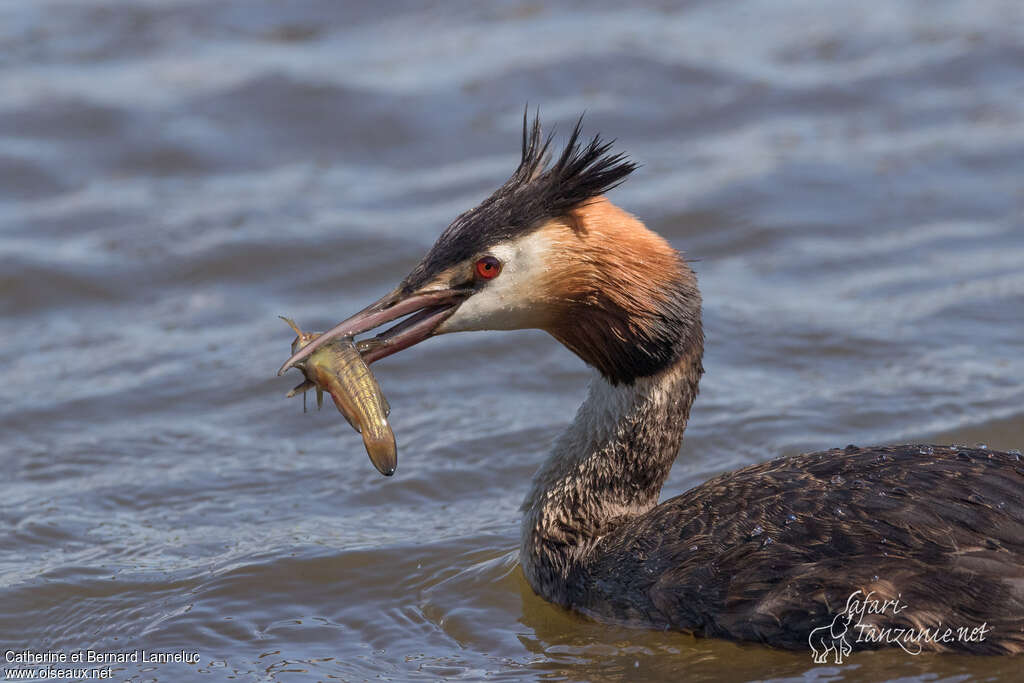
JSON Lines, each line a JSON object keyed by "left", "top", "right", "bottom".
{"left": 512, "top": 108, "right": 637, "bottom": 215}
{"left": 401, "top": 109, "right": 637, "bottom": 292}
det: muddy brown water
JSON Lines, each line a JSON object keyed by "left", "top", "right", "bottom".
{"left": 2, "top": 1, "right": 1023, "bottom": 681}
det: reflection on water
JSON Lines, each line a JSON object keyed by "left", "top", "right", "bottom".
{"left": 1, "top": 1, "right": 1022, "bottom": 681}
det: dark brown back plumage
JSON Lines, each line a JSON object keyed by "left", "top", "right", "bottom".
{"left": 572, "top": 445, "right": 1024, "bottom": 653}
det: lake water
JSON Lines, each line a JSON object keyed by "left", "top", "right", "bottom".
{"left": 2, "top": 1, "right": 1023, "bottom": 680}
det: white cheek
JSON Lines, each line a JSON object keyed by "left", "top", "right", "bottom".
{"left": 438, "top": 232, "right": 553, "bottom": 333}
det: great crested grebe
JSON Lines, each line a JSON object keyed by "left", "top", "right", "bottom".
{"left": 280, "top": 113, "right": 1024, "bottom": 654}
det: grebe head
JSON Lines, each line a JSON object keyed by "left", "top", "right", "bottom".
{"left": 279, "top": 112, "right": 701, "bottom": 386}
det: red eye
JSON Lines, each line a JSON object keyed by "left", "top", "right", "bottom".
{"left": 475, "top": 255, "right": 502, "bottom": 280}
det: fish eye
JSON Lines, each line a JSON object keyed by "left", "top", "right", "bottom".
{"left": 474, "top": 255, "right": 502, "bottom": 280}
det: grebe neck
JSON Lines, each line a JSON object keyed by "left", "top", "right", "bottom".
{"left": 519, "top": 347, "right": 703, "bottom": 605}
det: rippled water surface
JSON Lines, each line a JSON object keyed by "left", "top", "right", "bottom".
{"left": 2, "top": 1, "right": 1023, "bottom": 681}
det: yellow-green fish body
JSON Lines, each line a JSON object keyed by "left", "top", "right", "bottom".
{"left": 280, "top": 317, "right": 397, "bottom": 476}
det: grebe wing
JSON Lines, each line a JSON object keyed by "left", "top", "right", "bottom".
{"left": 583, "top": 445, "right": 1024, "bottom": 652}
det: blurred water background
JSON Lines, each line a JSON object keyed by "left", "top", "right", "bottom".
{"left": 2, "top": 1, "right": 1023, "bottom": 680}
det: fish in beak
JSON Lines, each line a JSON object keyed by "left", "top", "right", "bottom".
{"left": 281, "top": 316, "right": 407, "bottom": 476}
{"left": 277, "top": 286, "right": 474, "bottom": 376}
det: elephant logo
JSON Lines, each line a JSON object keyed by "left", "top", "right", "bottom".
{"left": 808, "top": 612, "right": 853, "bottom": 664}
{"left": 808, "top": 589, "right": 990, "bottom": 662}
